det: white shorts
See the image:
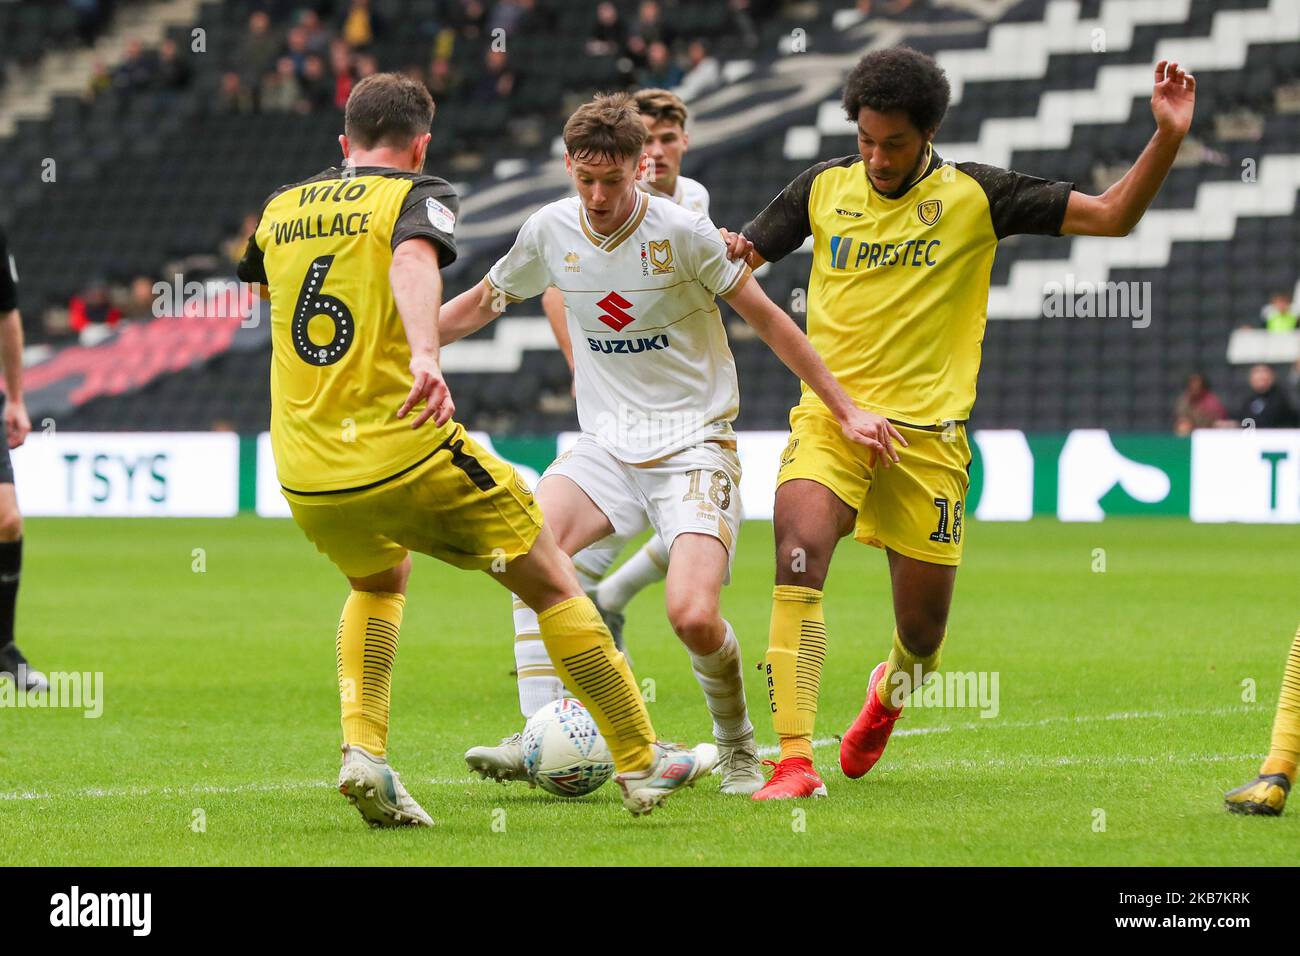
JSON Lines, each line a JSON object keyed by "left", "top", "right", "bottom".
{"left": 542, "top": 435, "right": 743, "bottom": 576}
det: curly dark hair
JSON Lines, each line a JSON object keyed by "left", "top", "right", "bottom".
{"left": 841, "top": 46, "right": 951, "bottom": 134}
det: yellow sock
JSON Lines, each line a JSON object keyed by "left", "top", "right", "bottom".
{"left": 335, "top": 590, "right": 404, "bottom": 757}
{"left": 766, "top": 585, "right": 826, "bottom": 762}
{"left": 875, "top": 628, "right": 944, "bottom": 712}
{"left": 1261, "top": 624, "right": 1300, "bottom": 784}
{"left": 537, "top": 596, "right": 655, "bottom": 773}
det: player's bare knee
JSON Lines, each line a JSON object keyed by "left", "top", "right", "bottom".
{"left": 773, "top": 535, "right": 831, "bottom": 589}
{"left": 0, "top": 509, "right": 23, "bottom": 541}
{"left": 895, "top": 612, "right": 946, "bottom": 657}
{"left": 666, "top": 594, "right": 721, "bottom": 650}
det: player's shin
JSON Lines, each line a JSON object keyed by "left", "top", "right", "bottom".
{"left": 536, "top": 595, "right": 655, "bottom": 773}
{"left": 336, "top": 590, "right": 404, "bottom": 757}
{"left": 690, "top": 619, "right": 752, "bottom": 742}
{"left": 512, "top": 595, "right": 567, "bottom": 719}
{"left": 1262, "top": 624, "right": 1300, "bottom": 784}
{"left": 596, "top": 536, "right": 669, "bottom": 612}
{"left": 766, "top": 585, "right": 827, "bottom": 761}
{"left": 877, "top": 628, "right": 945, "bottom": 710}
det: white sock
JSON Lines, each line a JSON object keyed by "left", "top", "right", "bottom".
{"left": 690, "top": 620, "right": 752, "bottom": 744}
{"left": 572, "top": 544, "right": 619, "bottom": 594}
{"left": 596, "top": 535, "right": 669, "bottom": 611}
{"left": 513, "top": 595, "right": 566, "bottom": 718}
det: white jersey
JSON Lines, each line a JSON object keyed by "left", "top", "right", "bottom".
{"left": 638, "top": 174, "right": 710, "bottom": 217}
{"left": 486, "top": 191, "right": 750, "bottom": 463}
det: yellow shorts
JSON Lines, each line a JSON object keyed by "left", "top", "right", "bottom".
{"left": 283, "top": 422, "right": 544, "bottom": 578}
{"left": 776, "top": 403, "right": 971, "bottom": 566}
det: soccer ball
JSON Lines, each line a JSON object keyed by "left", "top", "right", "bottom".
{"left": 521, "top": 698, "right": 614, "bottom": 797}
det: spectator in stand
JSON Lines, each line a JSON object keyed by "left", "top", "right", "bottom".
{"left": 68, "top": 280, "right": 122, "bottom": 346}
{"left": 1232, "top": 364, "right": 1299, "bottom": 428}
{"left": 340, "top": 0, "right": 382, "bottom": 49}
{"left": 427, "top": 56, "right": 458, "bottom": 102}
{"left": 154, "top": 38, "right": 191, "bottom": 91}
{"left": 218, "top": 71, "right": 255, "bottom": 113}
{"left": 1173, "top": 371, "right": 1227, "bottom": 435}
{"left": 628, "top": 1, "right": 674, "bottom": 65}
{"left": 490, "top": 0, "right": 528, "bottom": 35}
{"left": 587, "top": 1, "right": 628, "bottom": 56}
{"left": 285, "top": 25, "right": 311, "bottom": 76}
{"left": 239, "top": 11, "right": 281, "bottom": 94}
{"left": 641, "top": 41, "right": 682, "bottom": 89}
{"left": 86, "top": 58, "right": 113, "bottom": 99}
{"left": 112, "top": 39, "right": 156, "bottom": 92}
{"left": 354, "top": 52, "right": 379, "bottom": 81}
{"left": 472, "top": 49, "right": 517, "bottom": 103}
{"left": 301, "top": 55, "right": 334, "bottom": 111}
{"left": 676, "top": 38, "right": 721, "bottom": 101}
{"left": 261, "top": 56, "right": 303, "bottom": 113}
{"left": 121, "top": 275, "right": 159, "bottom": 323}
{"left": 299, "top": 9, "right": 331, "bottom": 57}
{"left": 448, "top": 0, "right": 489, "bottom": 39}
{"left": 329, "top": 38, "right": 355, "bottom": 109}
{"left": 1260, "top": 291, "right": 1298, "bottom": 333}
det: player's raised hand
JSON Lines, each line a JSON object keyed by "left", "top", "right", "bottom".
{"left": 5, "top": 398, "right": 30, "bottom": 449}
{"left": 720, "top": 228, "right": 755, "bottom": 264}
{"left": 1152, "top": 59, "right": 1195, "bottom": 137}
{"left": 839, "top": 407, "right": 906, "bottom": 466}
{"left": 397, "top": 354, "right": 455, "bottom": 428}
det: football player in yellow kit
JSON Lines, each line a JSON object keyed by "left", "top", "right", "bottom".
{"left": 724, "top": 50, "right": 1196, "bottom": 798}
{"left": 237, "top": 73, "right": 717, "bottom": 825}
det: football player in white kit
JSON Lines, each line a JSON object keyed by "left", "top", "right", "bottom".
{"left": 541, "top": 89, "right": 709, "bottom": 657}
{"left": 442, "top": 93, "right": 903, "bottom": 794}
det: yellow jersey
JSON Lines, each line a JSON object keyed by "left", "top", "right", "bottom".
{"left": 743, "top": 147, "right": 1072, "bottom": 426}
{"left": 238, "top": 166, "right": 459, "bottom": 493}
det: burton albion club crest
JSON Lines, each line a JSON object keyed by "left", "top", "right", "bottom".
{"left": 916, "top": 199, "right": 942, "bottom": 226}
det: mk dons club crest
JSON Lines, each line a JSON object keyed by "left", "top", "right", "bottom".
{"left": 647, "top": 239, "right": 675, "bottom": 275}
{"left": 916, "top": 199, "right": 943, "bottom": 226}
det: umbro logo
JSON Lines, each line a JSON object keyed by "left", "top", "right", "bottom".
{"left": 835, "top": 207, "right": 863, "bottom": 218}
{"left": 596, "top": 291, "right": 635, "bottom": 331}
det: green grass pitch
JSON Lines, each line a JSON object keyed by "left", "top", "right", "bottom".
{"left": 1, "top": 514, "right": 1296, "bottom": 866}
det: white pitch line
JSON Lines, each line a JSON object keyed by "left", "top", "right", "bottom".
{"left": 0, "top": 704, "right": 1269, "bottom": 803}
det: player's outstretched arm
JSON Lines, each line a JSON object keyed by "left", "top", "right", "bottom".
{"left": 438, "top": 279, "right": 511, "bottom": 347}
{"left": 722, "top": 277, "right": 905, "bottom": 464}
{"left": 1062, "top": 60, "right": 1195, "bottom": 237}
{"left": 391, "top": 237, "right": 454, "bottom": 429}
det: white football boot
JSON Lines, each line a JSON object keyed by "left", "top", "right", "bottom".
{"left": 615, "top": 741, "right": 718, "bottom": 817}
{"left": 715, "top": 732, "right": 764, "bottom": 795}
{"left": 0, "top": 643, "right": 47, "bottom": 693}
{"left": 464, "top": 732, "right": 532, "bottom": 784}
{"left": 337, "top": 744, "right": 433, "bottom": 828}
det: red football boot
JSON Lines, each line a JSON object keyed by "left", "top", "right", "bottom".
{"left": 839, "top": 661, "right": 902, "bottom": 779}
{"left": 751, "top": 757, "right": 828, "bottom": 800}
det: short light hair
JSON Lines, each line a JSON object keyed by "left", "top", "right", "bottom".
{"left": 563, "top": 93, "right": 648, "bottom": 164}
{"left": 344, "top": 72, "right": 435, "bottom": 150}
{"left": 633, "top": 88, "right": 688, "bottom": 128}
